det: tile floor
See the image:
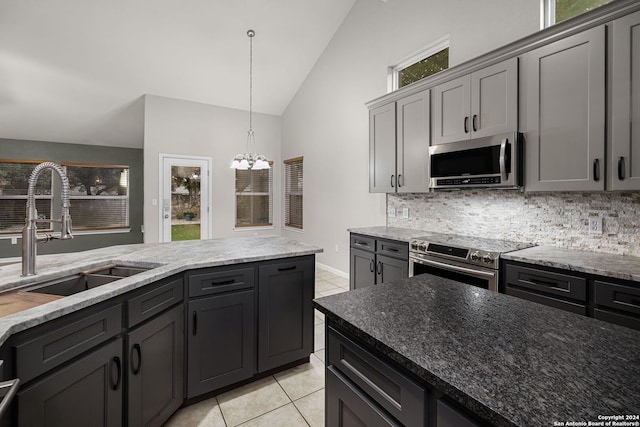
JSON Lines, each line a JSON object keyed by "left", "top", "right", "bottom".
{"left": 165, "top": 267, "right": 349, "bottom": 427}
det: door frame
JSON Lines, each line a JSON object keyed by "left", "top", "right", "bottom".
{"left": 159, "top": 154, "right": 212, "bottom": 242}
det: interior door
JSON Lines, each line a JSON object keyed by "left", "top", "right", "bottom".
{"left": 161, "top": 156, "right": 210, "bottom": 242}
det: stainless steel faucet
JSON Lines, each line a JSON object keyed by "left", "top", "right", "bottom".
{"left": 22, "top": 162, "right": 73, "bottom": 276}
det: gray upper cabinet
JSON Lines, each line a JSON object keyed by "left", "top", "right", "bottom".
{"left": 369, "top": 89, "right": 430, "bottom": 193}
{"left": 610, "top": 10, "right": 640, "bottom": 190}
{"left": 524, "top": 26, "right": 606, "bottom": 191}
{"left": 369, "top": 102, "right": 396, "bottom": 193}
{"left": 396, "top": 90, "right": 430, "bottom": 192}
{"left": 433, "top": 58, "right": 518, "bottom": 145}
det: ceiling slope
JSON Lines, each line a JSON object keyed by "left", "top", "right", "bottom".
{"left": 0, "top": 0, "right": 355, "bottom": 148}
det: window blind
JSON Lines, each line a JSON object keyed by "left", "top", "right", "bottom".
{"left": 63, "top": 163, "right": 130, "bottom": 230}
{"left": 0, "top": 160, "right": 53, "bottom": 234}
{"left": 235, "top": 164, "right": 273, "bottom": 227}
{"left": 284, "top": 157, "right": 303, "bottom": 229}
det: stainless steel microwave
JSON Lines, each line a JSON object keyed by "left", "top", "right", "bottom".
{"left": 429, "top": 132, "right": 523, "bottom": 190}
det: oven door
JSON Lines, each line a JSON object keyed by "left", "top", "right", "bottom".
{"left": 409, "top": 253, "right": 498, "bottom": 292}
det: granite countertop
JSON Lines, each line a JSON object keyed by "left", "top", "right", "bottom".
{"left": 314, "top": 275, "right": 640, "bottom": 427}
{"left": 502, "top": 245, "right": 640, "bottom": 282}
{"left": 347, "top": 226, "right": 432, "bottom": 242}
{"left": 0, "top": 236, "right": 322, "bottom": 346}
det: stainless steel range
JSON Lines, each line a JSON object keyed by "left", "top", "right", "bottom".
{"left": 409, "top": 234, "right": 534, "bottom": 292}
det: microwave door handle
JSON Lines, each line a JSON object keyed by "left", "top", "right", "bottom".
{"left": 499, "top": 138, "right": 509, "bottom": 182}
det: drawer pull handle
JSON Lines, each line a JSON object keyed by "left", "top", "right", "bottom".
{"left": 527, "top": 278, "right": 558, "bottom": 288}
{"left": 212, "top": 279, "right": 235, "bottom": 286}
{"left": 110, "top": 356, "right": 122, "bottom": 391}
{"left": 193, "top": 311, "right": 198, "bottom": 335}
{"left": 0, "top": 377, "right": 20, "bottom": 418}
{"left": 386, "top": 247, "right": 400, "bottom": 252}
{"left": 131, "top": 344, "right": 142, "bottom": 375}
{"left": 340, "top": 359, "right": 401, "bottom": 411}
{"left": 278, "top": 266, "right": 297, "bottom": 272}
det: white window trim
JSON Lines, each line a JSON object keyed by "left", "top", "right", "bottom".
{"left": 542, "top": 0, "right": 556, "bottom": 28}
{"left": 388, "top": 36, "right": 450, "bottom": 92}
{"left": 234, "top": 165, "right": 273, "bottom": 229}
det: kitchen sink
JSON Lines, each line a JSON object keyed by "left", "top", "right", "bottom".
{"left": 21, "top": 264, "right": 149, "bottom": 297}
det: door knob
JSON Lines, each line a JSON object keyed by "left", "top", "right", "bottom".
{"left": 164, "top": 214, "right": 169, "bottom": 219}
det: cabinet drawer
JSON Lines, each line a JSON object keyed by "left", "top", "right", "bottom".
{"left": 327, "top": 327, "right": 426, "bottom": 426}
{"left": 505, "top": 287, "right": 587, "bottom": 316}
{"left": 504, "top": 264, "right": 587, "bottom": 302}
{"left": 187, "top": 267, "right": 254, "bottom": 297}
{"left": 16, "top": 303, "right": 122, "bottom": 384}
{"left": 350, "top": 234, "right": 375, "bottom": 251}
{"left": 326, "top": 366, "right": 400, "bottom": 427}
{"left": 594, "top": 308, "right": 640, "bottom": 331}
{"left": 127, "top": 275, "right": 184, "bottom": 327}
{"left": 594, "top": 281, "right": 640, "bottom": 316}
{"left": 376, "top": 239, "right": 408, "bottom": 259}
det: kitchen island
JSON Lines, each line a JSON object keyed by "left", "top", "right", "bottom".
{"left": 314, "top": 274, "right": 640, "bottom": 427}
{"left": 0, "top": 236, "right": 322, "bottom": 427}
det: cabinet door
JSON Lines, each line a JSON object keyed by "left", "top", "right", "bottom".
{"left": 258, "top": 258, "right": 313, "bottom": 372}
{"left": 396, "top": 89, "right": 430, "bottom": 192}
{"left": 326, "top": 366, "right": 400, "bottom": 427}
{"left": 369, "top": 102, "right": 397, "bottom": 192}
{"left": 525, "top": 26, "right": 605, "bottom": 191}
{"left": 610, "top": 10, "right": 640, "bottom": 190}
{"left": 187, "top": 290, "right": 254, "bottom": 398}
{"left": 17, "top": 338, "right": 123, "bottom": 427}
{"left": 128, "top": 304, "right": 184, "bottom": 427}
{"left": 350, "top": 247, "right": 376, "bottom": 291}
{"left": 433, "top": 74, "right": 471, "bottom": 144}
{"left": 376, "top": 254, "right": 408, "bottom": 285}
{"left": 437, "top": 399, "right": 480, "bottom": 427}
{"left": 471, "top": 57, "right": 518, "bottom": 138}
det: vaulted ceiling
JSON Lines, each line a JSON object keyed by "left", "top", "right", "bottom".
{"left": 0, "top": 0, "right": 356, "bottom": 148}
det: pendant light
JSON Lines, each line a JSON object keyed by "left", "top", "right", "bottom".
{"left": 231, "top": 29, "right": 270, "bottom": 170}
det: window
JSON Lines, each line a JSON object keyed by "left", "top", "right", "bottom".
{"left": 0, "top": 160, "right": 53, "bottom": 234}
{"left": 284, "top": 157, "right": 303, "bottom": 230}
{"left": 391, "top": 39, "right": 449, "bottom": 90}
{"left": 63, "top": 163, "right": 130, "bottom": 230}
{"left": 543, "top": 0, "right": 614, "bottom": 27}
{"left": 235, "top": 163, "right": 273, "bottom": 227}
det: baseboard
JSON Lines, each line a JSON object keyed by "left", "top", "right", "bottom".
{"left": 316, "top": 262, "right": 348, "bottom": 279}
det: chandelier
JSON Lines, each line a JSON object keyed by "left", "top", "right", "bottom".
{"left": 231, "top": 29, "right": 270, "bottom": 170}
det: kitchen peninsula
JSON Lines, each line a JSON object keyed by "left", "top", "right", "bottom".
{"left": 0, "top": 235, "right": 322, "bottom": 426}
{"left": 315, "top": 274, "right": 640, "bottom": 427}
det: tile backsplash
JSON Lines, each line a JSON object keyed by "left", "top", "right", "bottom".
{"left": 387, "top": 191, "right": 640, "bottom": 257}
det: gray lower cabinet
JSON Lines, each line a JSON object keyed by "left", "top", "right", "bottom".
{"left": 17, "top": 338, "right": 123, "bottom": 427}
{"left": 186, "top": 289, "right": 254, "bottom": 398}
{"left": 502, "top": 260, "right": 640, "bottom": 331}
{"left": 257, "top": 258, "right": 314, "bottom": 372}
{"left": 610, "top": 10, "right": 640, "bottom": 190}
{"left": 127, "top": 304, "right": 184, "bottom": 427}
{"left": 350, "top": 234, "right": 408, "bottom": 290}
{"left": 524, "top": 25, "right": 606, "bottom": 191}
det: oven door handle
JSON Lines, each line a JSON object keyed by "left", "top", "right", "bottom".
{"left": 412, "top": 257, "right": 496, "bottom": 279}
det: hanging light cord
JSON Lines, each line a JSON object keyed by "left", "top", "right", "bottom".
{"left": 248, "top": 29, "right": 255, "bottom": 137}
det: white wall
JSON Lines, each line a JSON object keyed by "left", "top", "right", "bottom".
{"left": 144, "top": 94, "right": 282, "bottom": 243}
{"left": 281, "top": 0, "right": 540, "bottom": 274}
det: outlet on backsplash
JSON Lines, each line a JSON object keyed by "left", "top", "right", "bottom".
{"left": 589, "top": 217, "right": 603, "bottom": 235}
{"left": 388, "top": 207, "right": 396, "bottom": 218}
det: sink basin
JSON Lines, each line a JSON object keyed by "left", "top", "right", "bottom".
{"left": 21, "top": 264, "right": 149, "bottom": 297}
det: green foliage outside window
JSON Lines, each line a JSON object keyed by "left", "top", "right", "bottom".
{"left": 555, "top": 0, "right": 613, "bottom": 24}
{"left": 398, "top": 48, "right": 449, "bottom": 89}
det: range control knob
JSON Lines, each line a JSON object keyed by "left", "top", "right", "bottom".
{"left": 470, "top": 251, "right": 481, "bottom": 261}
{"left": 419, "top": 242, "right": 428, "bottom": 252}
{"left": 482, "top": 253, "right": 494, "bottom": 264}
{"left": 411, "top": 241, "right": 419, "bottom": 250}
